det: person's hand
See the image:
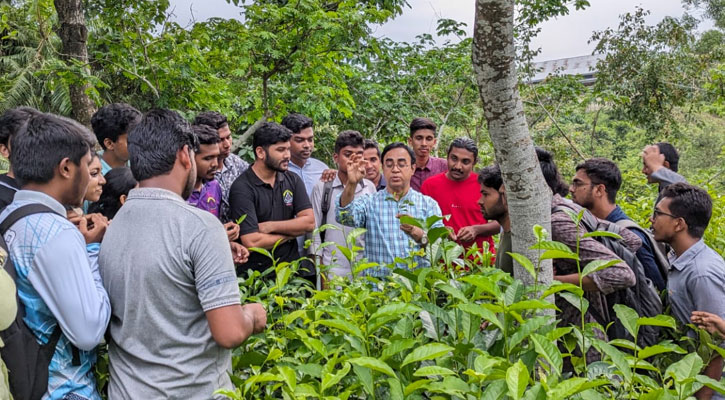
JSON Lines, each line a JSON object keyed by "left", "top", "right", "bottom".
{"left": 641, "top": 145, "right": 666, "bottom": 173}
{"left": 242, "top": 303, "right": 267, "bottom": 334}
{"left": 79, "top": 213, "right": 109, "bottom": 244}
{"left": 398, "top": 215, "right": 425, "bottom": 243}
{"left": 230, "top": 241, "right": 249, "bottom": 264}
{"left": 457, "top": 226, "right": 478, "bottom": 243}
{"left": 692, "top": 311, "right": 725, "bottom": 338}
{"left": 66, "top": 208, "right": 83, "bottom": 226}
{"left": 224, "top": 222, "right": 240, "bottom": 242}
{"left": 320, "top": 169, "right": 337, "bottom": 183}
{"left": 346, "top": 154, "right": 366, "bottom": 186}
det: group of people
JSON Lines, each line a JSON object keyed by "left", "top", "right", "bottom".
{"left": 0, "top": 103, "right": 723, "bottom": 399}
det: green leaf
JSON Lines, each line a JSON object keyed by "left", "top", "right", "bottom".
{"left": 506, "top": 360, "right": 529, "bottom": 400}
{"left": 481, "top": 380, "right": 507, "bottom": 400}
{"left": 696, "top": 375, "right": 725, "bottom": 395}
{"left": 277, "top": 365, "right": 296, "bottom": 392}
{"left": 460, "top": 275, "right": 502, "bottom": 298}
{"left": 380, "top": 338, "right": 418, "bottom": 361}
{"left": 438, "top": 283, "right": 468, "bottom": 304}
{"left": 560, "top": 291, "right": 589, "bottom": 315}
{"left": 636, "top": 314, "right": 677, "bottom": 330}
{"left": 387, "top": 377, "right": 404, "bottom": 400}
{"left": 509, "top": 316, "right": 553, "bottom": 350}
{"left": 540, "top": 249, "right": 579, "bottom": 261}
{"left": 348, "top": 357, "right": 396, "bottom": 378}
{"left": 413, "top": 365, "right": 456, "bottom": 377}
{"left": 582, "top": 231, "right": 622, "bottom": 240}
{"left": 404, "top": 379, "right": 431, "bottom": 396}
{"left": 426, "top": 214, "right": 444, "bottom": 229}
{"left": 613, "top": 304, "right": 639, "bottom": 339}
{"left": 352, "top": 364, "right": 374, "bottom": 396}
{"left": 598, "top": 342, "right": 632, "bottom": 380}
{"left": 398, "top": 215, "right": 423, "bottom": 228}
{"left": 368, "top": 303, "right": 421, "bottom": 332}
{"left": 418, "top": 311, "right": 440, "bottom": 341}
{"left": 315, "top": 319, "right": 364, "bottom": 339}
{"left": 665, "top": 352, "right": 703, "bottom": 382}
{"left": 508, "top": 299, "right": 558, "bottom": 312}
{"left": 508, "top": 252, "right": 536, "bottom": 280}
{"left": 540, "top": 282, "right": 583, "bottom": 298}
{"left": 401, "top": 343, "right": 454, "bottom": 367}
{"left": 458, "top": 303, "right": 502, "bottom": 330}
{"left": 581, "top": 259, "right": 620, "bottom": 278}
{"left": 547, "top": 377, "right": 607, "bottom": 398}
{"left": 531, "top": 333, "right": 563, "bottom": 376}
{"left": 638, "top": 343, "right": 686, "bottom": 359}
{"left": 235, "top": 214, "right": 247, "bottom": 225}
{"left": 321, "top": 361, "right": 350, "bottom": 392}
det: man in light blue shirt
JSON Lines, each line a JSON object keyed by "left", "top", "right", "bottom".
{"left": 1, "top": 113, "right": 110, "bottom": 400}
{"left": 337, "top": 142, "right": 443, "bottom": 277}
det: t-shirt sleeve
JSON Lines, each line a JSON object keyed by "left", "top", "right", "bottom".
{"left": 293, "top": 174, "right": 312, "bottom": 215}
{"left": 190, "top": 219, "right": 240, "bottom": 312}
{"left": 420, "top": 180, "right": 431, "bottom": 196}
{"left": 229, "top": 179, "right": 259, "bottom": 235}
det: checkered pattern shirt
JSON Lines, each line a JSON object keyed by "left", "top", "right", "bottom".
{"left": 215, "top": 154, "right": 249, "bottom": 222}
{"left": 336, "top": 188, "right": 443, "bottom": 277}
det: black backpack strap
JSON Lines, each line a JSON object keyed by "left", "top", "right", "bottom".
{"left": 0, "top": 204, "right": 60, "bottom": 237}
{"left": 319, "top": 180, "right": 334, "bottom": 243}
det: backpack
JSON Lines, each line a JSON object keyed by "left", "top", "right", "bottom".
{"left": 0, "top": 204, "right": 63, "bottom": 400}
{"left": 614, "top": 219, "right": 670, "bottom": 284}
{"left": 553, "top": 205, "right": 663, "bottom": 348}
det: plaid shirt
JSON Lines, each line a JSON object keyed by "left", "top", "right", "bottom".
{"left": 336, "top": 188, "right": 443, "bottom": 277}
{"left": 215, "top": 154, "right": 249, "bottom": 222}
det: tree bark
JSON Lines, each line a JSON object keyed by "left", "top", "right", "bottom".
{"left": 472, "top": 0, "right": 553, "bottom": 287}
{"left": 232, "top": 118, "right": 266, "bottom": 152}
{"left": 54, "top": 0, "right": 95, "bottom": 126}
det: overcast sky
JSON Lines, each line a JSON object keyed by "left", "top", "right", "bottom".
{"left": 168, "top": 0, "right": 710, "bottom": 61}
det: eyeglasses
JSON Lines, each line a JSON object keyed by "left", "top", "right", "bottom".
{"left": 652, "top": 209, "right": 679, "bottom": 220}
{"left": 570, "top": 180, "right": 594, "bottom": 189}
{"left": 384, "top": 159, "right": 410, "bottom": 170}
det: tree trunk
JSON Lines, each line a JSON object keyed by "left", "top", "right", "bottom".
{"left": 54, "top": 0, "right": 95, "bottom": 126}
{"left": 232, "top": 118, "right": 266, "bottom": 152}
{"left": 472, "top": 0, "right": 552, "bottom": 287}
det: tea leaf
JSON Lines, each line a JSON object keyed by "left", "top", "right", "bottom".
{"left": 401, "top": 342, "right": 454, "bottom": 367}
{"left": 506, "top": 360, "right": 529, "bottom": 400}
{"left": 531, "top": 333, "right": 563, "bottom": 376}
{"left": 413, "top": 365, "right": 456, "bottom": 377}
{"left": 613, "top": 304, "right": 639, "bottom": 339}
{"left": 581, "top": 259, "right": 619, "bottom": 277}
{"left": 348, "top": 357, "right": 396, "bottom": 378}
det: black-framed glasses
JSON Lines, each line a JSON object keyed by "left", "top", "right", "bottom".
{"left": 653, "top": 209, "right": 679, "bottom": 220}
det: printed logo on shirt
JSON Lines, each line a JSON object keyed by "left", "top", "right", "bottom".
{"left": 283, "top": 189, "right": 294, "bottom": 206}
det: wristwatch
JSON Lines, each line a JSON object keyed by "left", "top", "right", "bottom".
{"left": 419, "top": 232, "right": 429, "bottom": 246}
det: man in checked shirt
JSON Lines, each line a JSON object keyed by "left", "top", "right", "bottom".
{"left": 336, "top": 142, "right": 443, "bottom": 278}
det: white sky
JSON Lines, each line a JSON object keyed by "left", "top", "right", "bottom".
{"left": 168, "top": 0, "right": 712, "bottom": 61}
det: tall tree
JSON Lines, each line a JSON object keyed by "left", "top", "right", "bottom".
{"left": 472, "top": 0, "right": 552, "bottom": 286}
{"left": 54, "top": 0, "right": 95, "bottom": 125}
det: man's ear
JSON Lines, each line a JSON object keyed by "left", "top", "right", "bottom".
{"left": 178, "top": 145, "right": 192, "bottom": 170}
{"left": 332, "top": 152, "right": 339, "bottom": 166}
{"left": 119, "top": 194, "right": 127, "bottom": 205}
{"left": 663, "top": 160, "right": 671, "bottom": 169}
{"left": 57, "top": 157, "right": 73, "bottom": 179}
{"left": 407, "top": 136, "right": 414, "bottom": 147}
{"left": 0, "top": 144, "right": 10, "bottom": 159}
{"left": 254, "top": 146, "right": 265, "bottom": 160}
{"left": 674, "top": 218, "right": 687, "bottom": 234}
{"left": 104, "top": 137, "right": 115, "bottom": 151}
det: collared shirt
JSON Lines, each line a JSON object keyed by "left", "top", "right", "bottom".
{"left": 310, "top": 176, "right": 376, "bottom": 279}
{"left": 551, "top": 195, "right": 638, "bottom": 339}
{"left": 187, "top": 180, "right": 222, "bottom": 218}
{"left": 99, "top": 187, "right": 240, "bottom": 399}
{"left": 336, "top": 188, "right": 443, "bottom": 277}
{"left": 214, "top": 153, "right": 250, "bottom": 222}
{"left": 668, "top": 240, "right": 725, "bottom": 334}
{"left": 229, "top": 167, "right": 312, "bottom": 275}
{"left": 0, "top": 190, "right": 110, "bottom": 400}
{"left": 410, "top": 156, "right": 447, "bottom": 192}
{"left": 606, "top": 205, "right": 666, "bottom": 291}
{"left": 289, "top": 157, "right": 329, "bottom": 195}
{"left": 0, "top": 173, "right": 19, "bottom": 211}
{"left": 375, "top": 175, "right": 386, "bottom": 191}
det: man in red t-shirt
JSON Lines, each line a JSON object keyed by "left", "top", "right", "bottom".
{"left": 421, "top": 138, "right": 499, "bottom": 256}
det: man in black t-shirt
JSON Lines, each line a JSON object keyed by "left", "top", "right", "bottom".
{"left": 0, "top": 107, "right": 41, "bottom": 210}
{"left": 229, "top": 122, "right": 315, "bottom": 278}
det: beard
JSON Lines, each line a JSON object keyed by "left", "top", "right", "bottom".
{"left": 264, "top": 151, "right": 289, "bottom": 172}
{"left": 181, "top": 162, "right": 197, "bottom": 200}
{"left": 70, "top": 167, "right": 88, "bottom": 207}
{"left": 482, "top": 200, "right": 506, "bottom": 222}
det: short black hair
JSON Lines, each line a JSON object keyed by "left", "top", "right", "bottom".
{"left": 281, "top": 113, "right": 313, "bottom": 135}
{"left": 11, "top": 113, "right": 96, "bottom": 186}
{"left": 87, "top": 166, "right": 137, "bottom": 219}
{"left": 192, "top": 124, "right": 220, "bottom": 145}
{"left": 193, "top": 111, "right": 228, "bottom": 130}
{"left": 381, "top": 142, "right": 415, "bottom": 164}
{"left": 447, "top": 137, "right": 478, "bottom": 162}
{"left": 364, "top": 139, "right": 380, "bottom": 157}
{"left": 660, "top": 182, "right": 712, "bottom": 238}
{"left": 334, "top": 130, "right": 364, "bottom": 154}
{"left": 252, "top": 122, "right": 292, "bottom": 153}
{"left": 536, "top": 147, "right": 569, "bottom": 196}
{"left": 656, "top": 142, "right": 680, "bottom": 172}
{"left": 0, "top": 107, "right": 41, "bottom": 147}
{"left": 576, "top": 158, "right": 622, "bottom": 204}
{"left": 409, "top": 117, "right": 437, "bottom": 137}
{"left": 128, "top": 109, "right": 197, "bottom": 181}
{"left": 91, "top": 103, "right": 142, "bottom": 150}
{"left": 478, "top": 164, "right": 504, "bottom": 190}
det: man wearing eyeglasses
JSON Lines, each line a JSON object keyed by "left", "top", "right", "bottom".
{"left": 570, "top": 158, "right": 666, "bottom": 291}
{"left": 336, "top": 142, "right": 443, "bottom": 277}
{"left": 652, "top": 182, "right": 725, "bottom": 400}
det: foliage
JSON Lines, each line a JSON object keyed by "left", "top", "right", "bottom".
{"left": 218, "top": 221, "right": 725, "bottom": 399}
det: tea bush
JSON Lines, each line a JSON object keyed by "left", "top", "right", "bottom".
{"left": 218, "top": 216, "right": 725, "bottom": 400}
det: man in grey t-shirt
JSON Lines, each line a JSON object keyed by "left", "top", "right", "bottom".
{"left": 99, "top": 109, "right": 266, "bottom": 399}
